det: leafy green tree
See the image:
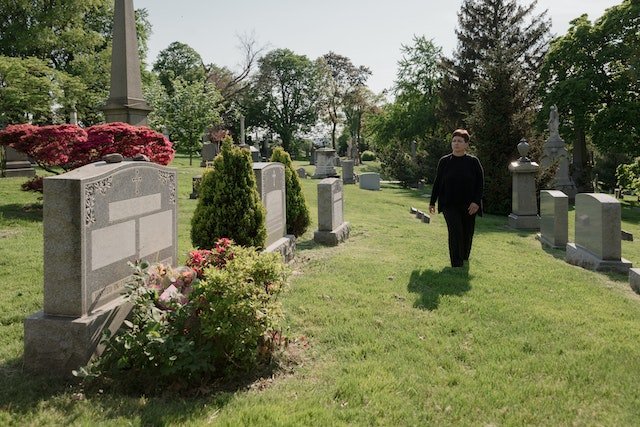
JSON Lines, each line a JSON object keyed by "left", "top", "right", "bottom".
{"left": 150, "top": 78, "right": 223, "bottom": 165}
{"left": 269, "top": 147, "right": 310, "bottom": 237}
{"left": 191, "top": 137, "right": 266, "bottom": 249}
{"left": 153, "top": 41, "right": 206, "bottom": 95}
{"left": 317, "top": 52, "right": 371, "bottom": 149}
{"left": 438, "top": 0, "right": 550, "bottom": 130}
{"left": 244, "top": 49, "right": 321, "bottom": 152}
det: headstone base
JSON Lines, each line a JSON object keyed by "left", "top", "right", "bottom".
{"left": 565, "top": 243, "right": 632, "bottom": 273}
{"left": 23, "top": 297, "right": 132, "bottom": 377}
{"left": 2, "top": 166, "right": 36, "bottom": 178}
{"left": 508, "top": 213, "right": 540, "bottom": 230}
{"left": 264, "top": 235, "right": 296, "bottom": 263}
{"left": 314, "top": 222, "right": 350, "bottom": 246}
{"left": 536, "top": 233, "right": 565, "bottom": 249}
{"left": 629, "top": 268, "right": 640, "bottom": 294}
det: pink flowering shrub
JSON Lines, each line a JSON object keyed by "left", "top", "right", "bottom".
{"left": 78, "top": 241, "right": 289, "bottom": 393}
{"left": 0, "top": 122, "right": 174, "bottom": 192}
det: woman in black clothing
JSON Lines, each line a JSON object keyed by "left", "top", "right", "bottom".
{"left": 428, "top": 129, "right": 484, "bottom": 268}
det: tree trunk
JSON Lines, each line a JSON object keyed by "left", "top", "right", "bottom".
{"left": 189, "top": 153, "right": 193, "bottom": 166}
{"left": 572, "top": 127, "right": 590, "bottom": 192}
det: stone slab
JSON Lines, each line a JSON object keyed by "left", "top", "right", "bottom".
{"left": 359, "top": 172, "right": 380, "bottom": 191}
{"left": 317, "top": 178, "right": 343, "bottom": 232}
{"left": 253, "top": 162, "right": 286, "bottom": 247}
{"left": 539, "top": 190, "right": 568, "bottom": 248}
{"left": 574, "top": 193, "right": 621, "bottom": 260}
{"left": 508, "top": 213, "right": 540, "bottom": 230}
{"left": 314, "top": 222, "right": 350, "bottom": 246}
{"left": 630, "top": 268, "right": 640, "bottom": 294}
{"left": 566, "top": 243, "right": 632, "bottom": 274}
{"left": 23, "top": 297, "right": 132, "bottom": 377}
{"left": 264, "top": 235, "right": 296, "bottom": 263}
{"left": 341, "top": 160, "right": 355, "bottom": 184}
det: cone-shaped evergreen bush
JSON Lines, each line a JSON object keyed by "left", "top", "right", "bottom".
{"left": 191, "top": 137, "right": 266, "bottom": 248}
{"left": 269, "top": 147, "right": 311, "bottom": 237}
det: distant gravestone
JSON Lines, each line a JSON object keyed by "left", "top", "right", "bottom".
{"left": 566, "top": 193, "right": 632, "bottom": 273}
{"left": 200, "top": 142, "right": 217, "bottom": 167}
{"left": 359, "top": 172, "right": 380, "bottom": 191}
{"left": 538, "top": 190, "right": 568, "bottom": 248}
{"left": 341, "top": 160, "right": 355, "bottom": 184}
{"left": 540, "top": 105, "right": 577, "bottom": 200}
{"left": 296, "top": 167, "right": 307, "bottom": 179}
{"left": 313, "top": 148, "right": 337, "bottom": 178}
{"left": 1, "top": 146, "right": 36, "bottom": 177}
{"left": 190, "top": 175, "right": 202, "bottom": 199}
{"left": 24, "top": 159, "right": 178, "bottom": 376}
{"left": 252, "top": 162, "right": 295, "bottom": 261}
{"left": 314, "top": 178, "right": 349, "bottom": 246}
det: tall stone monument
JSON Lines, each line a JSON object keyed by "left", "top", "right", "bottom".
{"left": 103, "top": 0, "right": 152, "bottom": 125}
{"left": 508, "top": 139, "right": 540, "bottom": 229}
{"left": 540, "top": 105, "right": 577, "bottom": 200}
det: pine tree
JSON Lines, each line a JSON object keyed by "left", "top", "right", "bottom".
{"left": 440, "top": 0, "right": 550, "bottom": 214}
{"left": 191, "top": 136, "right": 266, "bottom": 249}
{"left": 269, "top": 147, "right": 310, "bottom": 237}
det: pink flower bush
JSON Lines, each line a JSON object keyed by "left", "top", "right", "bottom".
{"left": 144, "top": 264, "right": 197, "bottom": 310}
{"left": 186, "top": 238, "right": 235, "bottom": 278}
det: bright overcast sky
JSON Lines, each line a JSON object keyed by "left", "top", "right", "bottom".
{"left": 135, "top": 0, "right": 622, "bottom": 94}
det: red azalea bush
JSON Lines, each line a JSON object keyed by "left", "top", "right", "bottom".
{"left": 0, "top": 122, "right": 174, "bottom": 191}
{"left": 186, "top": 237, "right": 234, "bottom": 277}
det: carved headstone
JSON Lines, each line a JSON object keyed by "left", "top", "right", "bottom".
{"left": 314, "top": 178, "right": 350, "bottom": 246}
{"left": 313, "top": 148, "right": 337, "bottom": 178}
{"left": 540, "top": 105, "right": 577, "bottom": 200}
{"left": 508, "top": 139, "right": 540, "bottom": 230}
{"left": 538, "top": 190, "right": 568, "bottom": 248}
{"left": 341, "top": 159, "right": 355, "bottom": 184}
{"left": 23, "top": 159, "right": 178, "bottom": 376}
{"left": 1, "top": 146, "right": 36, "bottom": 178}
{"left": 359, "top": 172, "right": 380, "bottom": 191}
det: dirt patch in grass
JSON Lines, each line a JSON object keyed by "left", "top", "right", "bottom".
{"left": 0, "top": 229, "right": 20, "bottom": 239}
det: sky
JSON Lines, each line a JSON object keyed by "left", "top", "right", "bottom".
{"left": 135, "top": 0, "right": 622, "bottom": 94}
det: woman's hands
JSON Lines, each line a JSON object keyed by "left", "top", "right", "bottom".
{"left": 468, "top": 202, "right": 480, "bottom": 215}
{"left": 429, "top": 205, "right": 436, "bottom": 214}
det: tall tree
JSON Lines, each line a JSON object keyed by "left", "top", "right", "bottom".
{"left": 244, "top": 49, "right": 321, "bottom": 152}
{"left": 438, "top": 0, "right": 550, "bottom": 130}
{"left": 539, "top": 0, "right": 639, "bottom": 190}
{"left": 153, "top": 41, "right": 206, "bottom": 95}
{"left": 317, "top": 52, "right": 371, "bottom": 149}
{"left": 443, "top": 0, "right": 550, "bottom": 214}
{"left": 150, "top": 78, "right": 223, "bottom": 165}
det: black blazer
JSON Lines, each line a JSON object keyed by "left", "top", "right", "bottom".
{"left": 429, "top": 153, "right": 484, "bottom": 215}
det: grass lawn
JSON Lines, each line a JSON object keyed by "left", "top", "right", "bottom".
{"left": 1, "top": 154, "right": 640, "bottom": 425}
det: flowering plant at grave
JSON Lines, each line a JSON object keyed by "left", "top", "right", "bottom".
{"left": 0, "top": 122, "right": 175, "bottom": 192}
{"left": 77, "top": 241, "right": 289, "bottom": 393}
{"left": 186, "top": 237, "right": 234, "bottom": 278}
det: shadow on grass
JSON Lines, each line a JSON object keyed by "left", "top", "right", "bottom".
{"left": 407, "top": 266, "right": 471, "bottom": 310}
{"left": 0, "top": 202, "right": 43, "bottom": 222}
{"left": 0, "top": 355, "right": 266, "bottom": 424}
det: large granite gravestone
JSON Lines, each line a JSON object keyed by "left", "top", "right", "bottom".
{"left": 341, "top": 160, "right": 355, "bottom": 184}
{"left": 508, "top": 139, "right": 540, "bottom": 229}
{"left": 540, "top": 105, "right": 577, "bottom": 200}
{"left": 1, "top": 146, "right": 36, "bottom": 177}
{"left": 314, "top": 178, "right": 350, "bottom": 246}
{"left": 359, "top": 172, "right": 380, "bottom": 191}
{"left": 200, "top": 142, "right": 217, "bottom": 167}
{"left": 313, "top": 148, "right": 337, "bottom": 178}
{"left": 103, "top": 0, "right": 152, "bottom": 125}
{"left": 538, "top": 190, "right": 568, "bottom": 248}
{"left": 24, "top": 159, "right": 178, "bottom": 376}
{"left": 566, "top": 193, "right": 632, "bottom": 273}
{"left": 252, "top": 162, "right": 295, "bottom": 261}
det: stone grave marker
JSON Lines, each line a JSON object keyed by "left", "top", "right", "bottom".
{"left": 566, "top": 193, "right": 632, "bottom": 273}
{"left": 508, "top": 139, "right": 539, "bottom": 229}
{"left": 359, "top": 172, "right": 380, "bottom": 190}
{"left": 538, "top": 190, "right": 568, "bottom": 248}
{"left": 314, "top": 178, "right": 349, "bottom": 246}
{"left": 341, "top": 159, "right": 355, "bottom": 184}
{"left": 253, "top": 162, "right": 295, "bottom": 261}
{"left": 313, "top": 148, "right": 337, "bottom": 178}
{"left": 23, "top": 158, "right": 178, "bottom": 376}
{"left": 296, "top": 167, "right": 307, "bottom": 179}
{"left": 200, "top": 142, "right": 217, "bottom": 167}
{"left": 1, "top": 146, "right": 36, "bottom": 177}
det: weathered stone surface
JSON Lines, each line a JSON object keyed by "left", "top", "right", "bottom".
{"left": 630, "top": 268, "right": 640, "bottom": 294}
{"left": 253, "top": 162, "right": 286, "bottom": 248}
{"left": 538, "top": 190, "right": 568, "bottom": 248}
{"left": 508, "top": 160, "right": 540, "bottom": 229}
{"left": 200, "top": 142, "right": 217, "bottom": 167}
{"left": 313, "top": 148, "right": 337, "bottom": 178}
{"left": 24, "top": 160, "right": 178, "bottom": 376}
{"left": 314, "top": 222, "right": 350, "bottom": 246}
{"left": 566, "top": 193, "right": 632, "bottom": 273}
{"left": 2, "top": 146, "right": 35, "bottom": 178}
{"left": 359, "top": 172, "right": 380, "bottom": 191}
{"left": 341, "top": 160, "right": 355, "bottom": 184}
{"left": 296, "top": 167, "right": 307, "bottom": 179}
{"left": 314, "top": 177, "right": 349, "bottom": 246}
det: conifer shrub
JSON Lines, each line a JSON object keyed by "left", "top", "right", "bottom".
{"left": 269, "top": 147, "right": 310, "bottom": 237}
{"left": 191, "top": 136, "right": 266, "bottom": 248}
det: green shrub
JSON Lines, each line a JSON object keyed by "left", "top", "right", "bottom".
{"left": 269, "top": 147, "right": 311, "bottom": 237}
{"left": 361, "top": 150, "right": 377, "bottom": 161}
{"left": 76, "top": 243, "right": 289, "bottom": 392}
{"left": 378, "top": 143, "right": 429, "bottom": 187}
{"left": 191, "top": 136, "right": 266, "bottom": 248}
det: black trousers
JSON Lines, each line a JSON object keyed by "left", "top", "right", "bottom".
{"left": 442, "top": 206, "right": 476, "bottom": 267}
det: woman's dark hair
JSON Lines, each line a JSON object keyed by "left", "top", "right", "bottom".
{"left": 452, "top": 129, "right": 470, "bottom": 143}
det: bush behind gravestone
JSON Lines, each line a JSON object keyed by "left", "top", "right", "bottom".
{"left": 269, "top": 147, "right": 310, "bottom": 237}
{"left": 191, "top": 136, "right": 267, "bottom": 249}
{"left": 76, "top": 241, "right": 288, "bottom": 393}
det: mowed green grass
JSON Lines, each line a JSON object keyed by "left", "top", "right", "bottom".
{"left": 1, "top": 155, "right": 640, "bottom": 426}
